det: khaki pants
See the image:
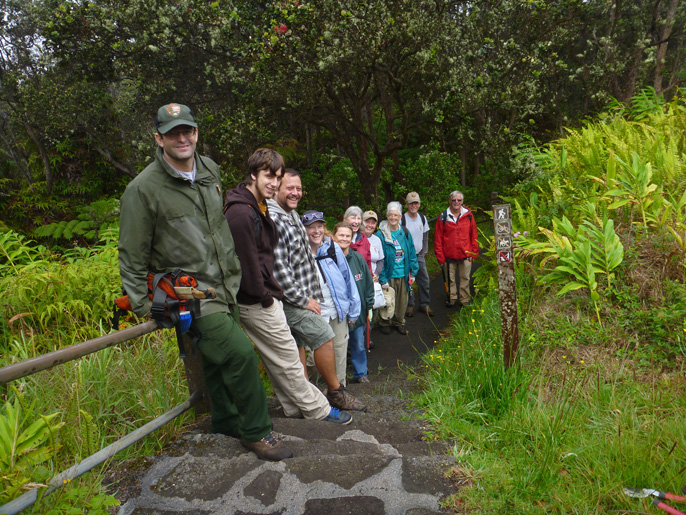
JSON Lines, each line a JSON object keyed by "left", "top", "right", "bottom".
{"left": 307, "top": 316, "right": 349, "bottom": 386}
{"left": 447, "top": 260, "right": 472, "bottom": 304}
{"left": 378, "top": 277, "right": 409, "bottom": 328}
{"left": 239, "top": 300, "right": 330, "bottom": 420}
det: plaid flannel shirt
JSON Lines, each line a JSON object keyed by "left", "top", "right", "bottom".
{"left": 267, "top": 199, "right": 323, "bottom": 307}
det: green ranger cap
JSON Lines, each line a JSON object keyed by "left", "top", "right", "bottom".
{"left": 155, "top": 103, "right": 198, "bottom": 134}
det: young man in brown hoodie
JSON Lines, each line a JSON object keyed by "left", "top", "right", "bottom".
{"left": 224, "top": 148, "right": 352, "bottom": 425}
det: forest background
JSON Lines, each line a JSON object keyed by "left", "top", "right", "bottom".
{"left": 2, "top": 0, "right": 684, "bottom": 230}
{"left": 1, "top": 0, "right": 686, "bottom": 514}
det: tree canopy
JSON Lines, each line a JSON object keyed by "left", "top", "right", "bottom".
{"left": 1, "top": 0, "right": 684, "bottom": 228}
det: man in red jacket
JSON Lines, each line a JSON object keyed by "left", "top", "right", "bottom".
{"left": 434, "top": 190, "right": 479, "bottom": 307}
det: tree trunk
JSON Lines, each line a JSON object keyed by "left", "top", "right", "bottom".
{"left": 305, "top": 123, "right": 312, "bottom": 167}
{"left": 23, "top": 122, "right": 53, "bottom": 194}
{"left": 84, "top": 128, "right": 137, "bottom": 178}
{"left": 653, "top": 0, "right": 679, "bottom": 94}
{"left": 459, "top": 147, "right": 467, "bottom": 187}
{"left": 0, "top": 120, "right": 33, "bottom": 184}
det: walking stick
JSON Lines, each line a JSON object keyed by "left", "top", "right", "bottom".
{"left": 442, "top": 263, "right": 451, "bottom": 305}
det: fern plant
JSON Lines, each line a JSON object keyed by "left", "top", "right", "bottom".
{"left": 517, "top": 216, "right": 624, "bottom": 324}
{"left": 34, "top": 197, "right": 120, "bottom": 242}
{"left": 628, "top": 86, "right": 666, "bottom": 121}
{"left": 604, "top": 152, "right": 662, "bottom": 232}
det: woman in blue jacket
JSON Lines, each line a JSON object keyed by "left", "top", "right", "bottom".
{"left": 304, "top": 210, "right": 360, "bottom": 386}
{"left": 376, "top": 201, "right": 419, "bottom": 335}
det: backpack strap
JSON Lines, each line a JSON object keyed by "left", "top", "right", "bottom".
{"left": 314, "top": 242, "right": 339, "bottom": 283}
{"left": 314, "top": 241, "right": 337, "bottom": 264}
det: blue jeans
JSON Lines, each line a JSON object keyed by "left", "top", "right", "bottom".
{"left": 349, "top": 325, "right": 367, "bottom": 379}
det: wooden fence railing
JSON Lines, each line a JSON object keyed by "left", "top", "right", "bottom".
{"left": 0, "top": 321, "right": 209, "bottom": 515}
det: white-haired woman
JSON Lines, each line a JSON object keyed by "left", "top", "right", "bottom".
{"left": 376, "top": 201, "right": 419, "bottom": 335}
{"left": 344, "top": 205, "right": 372, "bottom": 274}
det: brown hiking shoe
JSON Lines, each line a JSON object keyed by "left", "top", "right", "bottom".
{"left": 327, "top": 385, "right": 367, "bottom": 412}
{"left": 240, "top": 432, "right": 293, "bottom": 461}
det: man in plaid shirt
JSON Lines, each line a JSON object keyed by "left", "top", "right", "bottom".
{"left": 268, "top": 169, "right": 366, "bottom": 412}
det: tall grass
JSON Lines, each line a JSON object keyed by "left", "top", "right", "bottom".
{"left": 421, "top": 93, "right": 686, "bottom": 513}
{"left": 418, "top": 290, "right": 686, "bottom": 514}
{"left": 417, "top": 292, "right": 530, "bottom": 428}
{"left": 0, "top": 231, "right": 191, "bottom": 509}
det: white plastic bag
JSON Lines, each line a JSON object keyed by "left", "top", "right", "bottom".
{"left": 373, "top": 282, "right": 386, "bottom": 309}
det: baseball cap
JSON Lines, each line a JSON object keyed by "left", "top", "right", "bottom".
{"left": 406, "top": 192, "right": 420, "bottom": 203}
{"left": 363, "top": 210, "right": 378, "bottom": 222}
{"left": 302, "top": 210, "right": 325, "bottom": 226}
{"left": 155, "top": 103, "right": 198, "bottom": 134}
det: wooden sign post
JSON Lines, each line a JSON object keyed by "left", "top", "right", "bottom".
{"left": 493, "top": 204, "right": 519, "bottom": 368}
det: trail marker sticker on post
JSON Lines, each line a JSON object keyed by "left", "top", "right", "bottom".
{"left": 492, "top": 204, "right": 519, "bottom": 368}
{"left": 497, "top": 235, "right": 512, "bottom": 249}
{"left": 495, "top": 221, "right": 511, "bottom": 235}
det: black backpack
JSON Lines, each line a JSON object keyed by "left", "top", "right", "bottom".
{"left": 440, "top": 210, "right": 472, "bottom": 236}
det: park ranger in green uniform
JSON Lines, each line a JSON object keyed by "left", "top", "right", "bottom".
{"left": 118, "top": 103, "right": 292, "bottom": 461}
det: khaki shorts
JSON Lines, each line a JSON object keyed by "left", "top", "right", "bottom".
{"left": 282, "top": 301, "right": 335, "bottom": 351}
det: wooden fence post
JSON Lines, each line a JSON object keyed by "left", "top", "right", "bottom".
{"left": 181, "top": 335, "right": 210, "bottom": 416}
{"left": 492, "top": 203, "right": 520, "bottom": 369}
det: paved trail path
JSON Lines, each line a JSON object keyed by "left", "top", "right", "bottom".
{"left": 109, "top": 270, "right": 472, "bottom": 515}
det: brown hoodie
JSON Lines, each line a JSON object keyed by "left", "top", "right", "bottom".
{"left": 224, "top": 183, "right": 284, "bottom": 307}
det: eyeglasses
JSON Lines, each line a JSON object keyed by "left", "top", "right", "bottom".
{"left": 451, "top": 198, "right": 463, "bottom": 203}
{"left": 302, "top": 211, "right": 324, "bottom": 225}
{"left": 163, "top": 128, "right": 197, "bottom": 139}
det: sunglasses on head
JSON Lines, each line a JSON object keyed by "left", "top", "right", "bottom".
{"left": 302, "top": 211, "right": 324, "bottom": 224}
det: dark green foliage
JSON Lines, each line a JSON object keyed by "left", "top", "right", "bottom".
{"left": 2, "top": 0, "right": 684, "bottom": 233}
{"left": 34, "top": 198, "right": 120, "bottom": 242}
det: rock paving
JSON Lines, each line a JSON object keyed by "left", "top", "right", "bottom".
{"left": 108, "top": 271, "right": 473, "bottom": 515}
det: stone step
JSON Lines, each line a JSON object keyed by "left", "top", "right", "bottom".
{"left": 120, "top": 429, "right": 457, "bottom": 515}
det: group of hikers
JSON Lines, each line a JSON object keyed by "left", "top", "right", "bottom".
{"left": 117, "top": 103, "right": 479, "bottom": 463}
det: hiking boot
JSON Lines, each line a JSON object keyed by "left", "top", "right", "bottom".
{"left": 327, "top": 385, "right": 367, "bottom": 412}
{"left": 419, "top": 306, "right": 435, "bottom": 317}
{"left": 368, "top": 339, "right": 375, "bottom": 350}
{"left": 445, "top": 299, "right": 457, "bottom": 308}
{"left": 396, "top": 325, "right": 408, "bottom": 335}
{"left": 380, "top": 325, "right": 392, "bottom": 335}
{"left": 405, "top": 305, "right": 414, "bottom": 317}
{"left": 352, "top": 375, "right": 370, "bottom": 384}
{"left": 240, "top": 432, "right": 293, "bottom": 461}
{"left": 321, "top": 407, "right": 353, "bottom": 425}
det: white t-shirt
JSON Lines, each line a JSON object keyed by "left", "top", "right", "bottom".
{"left": 403, "top": 213, "right": 429, "bottom": 255}
{"left": 368, "top": 233, "right": 384, "bottom": 275}
{"left": 315, "top": 261, "right": 337, "bottom": 320}
{"left": 164, "top": 156, "right": 197, "bottom": 183}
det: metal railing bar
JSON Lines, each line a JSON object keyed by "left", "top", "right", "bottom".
{"left": 0, "top": 389, "right": 201, "bottom": 515}
{"left": 0, "top": 320, "right": 160, "bottom": 385}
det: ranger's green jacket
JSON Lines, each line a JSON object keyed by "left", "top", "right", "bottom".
{"left": 118, "top": 148, "right": 241, "bottom": 318}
